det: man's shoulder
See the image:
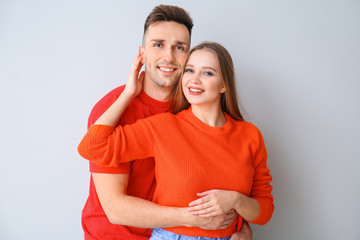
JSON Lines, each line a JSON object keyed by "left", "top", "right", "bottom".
{"left": 87, "top": 85, "right": 126, "bottom": 128}
{"left": 93, "top": 85, "right": 126, "bottom": 110}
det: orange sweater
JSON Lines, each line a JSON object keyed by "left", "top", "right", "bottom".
{"left": 78, "top": 108, "right": 274, "bottom": 238}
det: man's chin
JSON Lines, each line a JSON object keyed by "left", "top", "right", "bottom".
{"left": 153, "top": 78, "right": 178, "bottom": 89}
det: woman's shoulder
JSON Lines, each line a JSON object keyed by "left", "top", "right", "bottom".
{"left": 232, "top": 119, "right": 263, "bottom": 137}
{"left": 236, "top": 120, "right": 258, "bottom": 129}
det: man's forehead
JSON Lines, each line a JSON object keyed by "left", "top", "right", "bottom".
{"left": 144, "top": 21, "right": 190, "bottom": 45}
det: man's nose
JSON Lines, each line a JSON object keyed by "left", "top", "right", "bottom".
{"left": 162, "top": 46, "right": 175, "bottom": 62}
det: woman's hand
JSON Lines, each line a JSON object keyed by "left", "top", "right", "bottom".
{"left": 188, "top": 190, "right": 241, "bottom": 217}
{"left": 93, "top": 47, "right": 145, "bottom": 127}
{"left": 123, "top": 47, "right": 145, "bottom": 98}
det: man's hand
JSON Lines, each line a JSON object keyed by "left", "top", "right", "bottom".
{"left": 199, "top": 210, "right": 237, "bottom": 230}
{"left": 230, "top": 221, "right": 253, "bottom": 240}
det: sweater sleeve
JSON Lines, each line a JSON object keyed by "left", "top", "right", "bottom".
{"left": 248, "top": 129, "right": 274, "bottom": 225}
{"left": 78, "top": 119, "right": 155, "bottom": 167}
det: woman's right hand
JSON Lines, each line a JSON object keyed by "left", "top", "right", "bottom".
{"left": 123, "top": 47, "right": 145, "bottom": 98}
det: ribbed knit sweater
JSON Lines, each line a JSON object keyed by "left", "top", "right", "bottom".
{"left": 78, "top": 108, "right": 274, "bottom": 238}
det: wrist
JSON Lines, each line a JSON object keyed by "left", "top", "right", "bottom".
{"left": 178, "top": 208, "right": 206, "bottom": 227}
{"left": 122, "top": 87, "right": 137, "bottom": 100}
{"left": 119, "top": 88, "right": 138, "bottom": 106}
{"left": 234, "top": 192, "right": 244, "bottom": 212}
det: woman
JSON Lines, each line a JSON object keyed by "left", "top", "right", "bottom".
{"left": 78, "top": 42, "right": 274, "bottom": 239}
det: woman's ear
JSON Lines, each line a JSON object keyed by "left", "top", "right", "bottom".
{"left": 220, "top": 86, "right": 226, "bottom": 93}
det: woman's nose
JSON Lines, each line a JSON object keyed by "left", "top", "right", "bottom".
{"left": 190, "top": 73, "right": 201, "bottom": 84}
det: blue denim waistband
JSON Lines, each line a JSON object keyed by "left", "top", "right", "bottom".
{"left": 150, "top": 228, "right": 231, "bottom": 240}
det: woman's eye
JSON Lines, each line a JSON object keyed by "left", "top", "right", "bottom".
{"left": 204, "top": 72, "right": 213, "bottom": 76}
{"left": 184, "top": 68, "right": 193, "bottom": 73}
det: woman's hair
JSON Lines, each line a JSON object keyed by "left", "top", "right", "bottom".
{"left": 172, "top": 42, "right": 244, "bottom": 121}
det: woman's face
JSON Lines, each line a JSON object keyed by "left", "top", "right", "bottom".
{"left": 182, "top": 49, "right": 225, "bottom": 107}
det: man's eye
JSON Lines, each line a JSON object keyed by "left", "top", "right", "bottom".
{"left": 176, "top": 46, "right": 184, "bottom": 50}
{"left": 154, "top": 43, "right": 162, "bottom": 47}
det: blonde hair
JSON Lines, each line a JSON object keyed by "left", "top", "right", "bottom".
{"left": 172, "top": 42, "right": 244, "bottom": 121}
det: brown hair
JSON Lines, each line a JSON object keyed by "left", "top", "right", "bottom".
{"left": 143, "top": 5, "right": 193, "bottom": 40}
{"left": 172, "top": 42, "right": 244, "bottom": 121}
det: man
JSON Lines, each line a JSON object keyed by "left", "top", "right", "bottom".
{"left": 81, "top": 5, "right": 252, "bottom": 240}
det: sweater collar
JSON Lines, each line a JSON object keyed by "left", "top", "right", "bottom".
{"left": 138, "top": 89, "right": 172, "bottom": 111}
{"left": 179, "top": 107, "right": 234, "bottom": 135}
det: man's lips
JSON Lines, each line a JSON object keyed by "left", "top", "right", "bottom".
{"left": 157, "top": 66, "right": 177, "bottom": 74}
{"left": 158, "top": 66, "right": 176, "bottom": 72}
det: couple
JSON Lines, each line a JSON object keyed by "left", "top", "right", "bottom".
{"left": 79, "top": 4, "right": 273, "bottom": 240}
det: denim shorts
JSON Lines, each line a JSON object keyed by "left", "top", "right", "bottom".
{"left": 150, "top": 228, "right": 231, "bottom": 240}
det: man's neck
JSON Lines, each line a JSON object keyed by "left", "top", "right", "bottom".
{"left": 143, "top": 79, "right": 173, "bottom": 102}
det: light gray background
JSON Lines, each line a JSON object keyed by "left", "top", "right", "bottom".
{"left": 1, "top": 0, "right": 359, "bottom": 239}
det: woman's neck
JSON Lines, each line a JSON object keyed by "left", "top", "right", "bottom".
{"left": 191, "top": 104, "right": 227, "bottom": 127}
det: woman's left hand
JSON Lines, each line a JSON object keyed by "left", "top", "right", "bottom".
{"left": 188, "top": 190, "right": 241, "bottom": 217}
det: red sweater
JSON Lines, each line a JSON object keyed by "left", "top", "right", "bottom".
{"left": 78, "top": 108, "right": 274, "bottom": 238}
{"left": 81, "top": 86, "right": 172, "bottom": 240}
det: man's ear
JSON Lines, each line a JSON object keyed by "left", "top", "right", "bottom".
{"left": 140, "top": 46, "right": 145, "bottom": 64}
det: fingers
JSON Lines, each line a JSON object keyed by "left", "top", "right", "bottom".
{"left": 189, "top": 196, "right": 211, "bottom": 207}
{"left": 191, "top": 208, "right": 220, "bottom": 217}
{"left": 189, "top": 202, "right": 223, "bottom": 217}
{"left": 224, "top": 210, "right": 237, "bottom": 221}
{"left": 131, "top": 47, "right": 144, "bottom": 72}
{"left": 194, "top": 207, "right": 236, "bottom": 218}
{"left": 217, "top": 218, "right": 235, "bottom": 229}
{"left": 196, "top": 190, "right": 214, "bottom": 197}
{"left": 188, "top": 200, "right": 214, "bottom": 214}
{"left": 229, "top": 232, "right": 246, "bottom": 240}
{"left": 138, "top": 71, "right": 145, "bottom": 83}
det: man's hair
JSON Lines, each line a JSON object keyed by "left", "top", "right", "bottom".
{"left": 172, "top": 42, "right": 244, "bottom": 121}
{"left": 143, "top": 5, "right": 193, "bottom": 39}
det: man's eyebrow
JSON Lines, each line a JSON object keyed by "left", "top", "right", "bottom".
{"left": 175, "top": 40, "right": 188, "bottom": 45}
{"left": 151, "top": 39, "right": 165, "bottom": 43}
{"left": 150, "top": 39, "right": 188, "bottom": 45}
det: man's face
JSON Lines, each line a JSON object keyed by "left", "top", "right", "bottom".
{"left": 141, "top": 21, "right": 190, "bottom": 90}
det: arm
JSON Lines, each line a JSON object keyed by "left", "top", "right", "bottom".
{"left": 93, "top": 172, "right": 237, "bottom": 229}
{"left": 83, "top": 49, "right": 237, "bottom": 229}
{"left": 78, "top": 49, "right": 155, "bottom": 166}
{"left": 188, "top": 128, "right": 273, "bottom": 225}
{"left": 94, "top": 48, "right": 144, "bottom": 127}
{"left": 93, "top": 172, "right": 195, "bottom": 228}
{"left": 188, "top": 190, "right": 259, "bottom": 222}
